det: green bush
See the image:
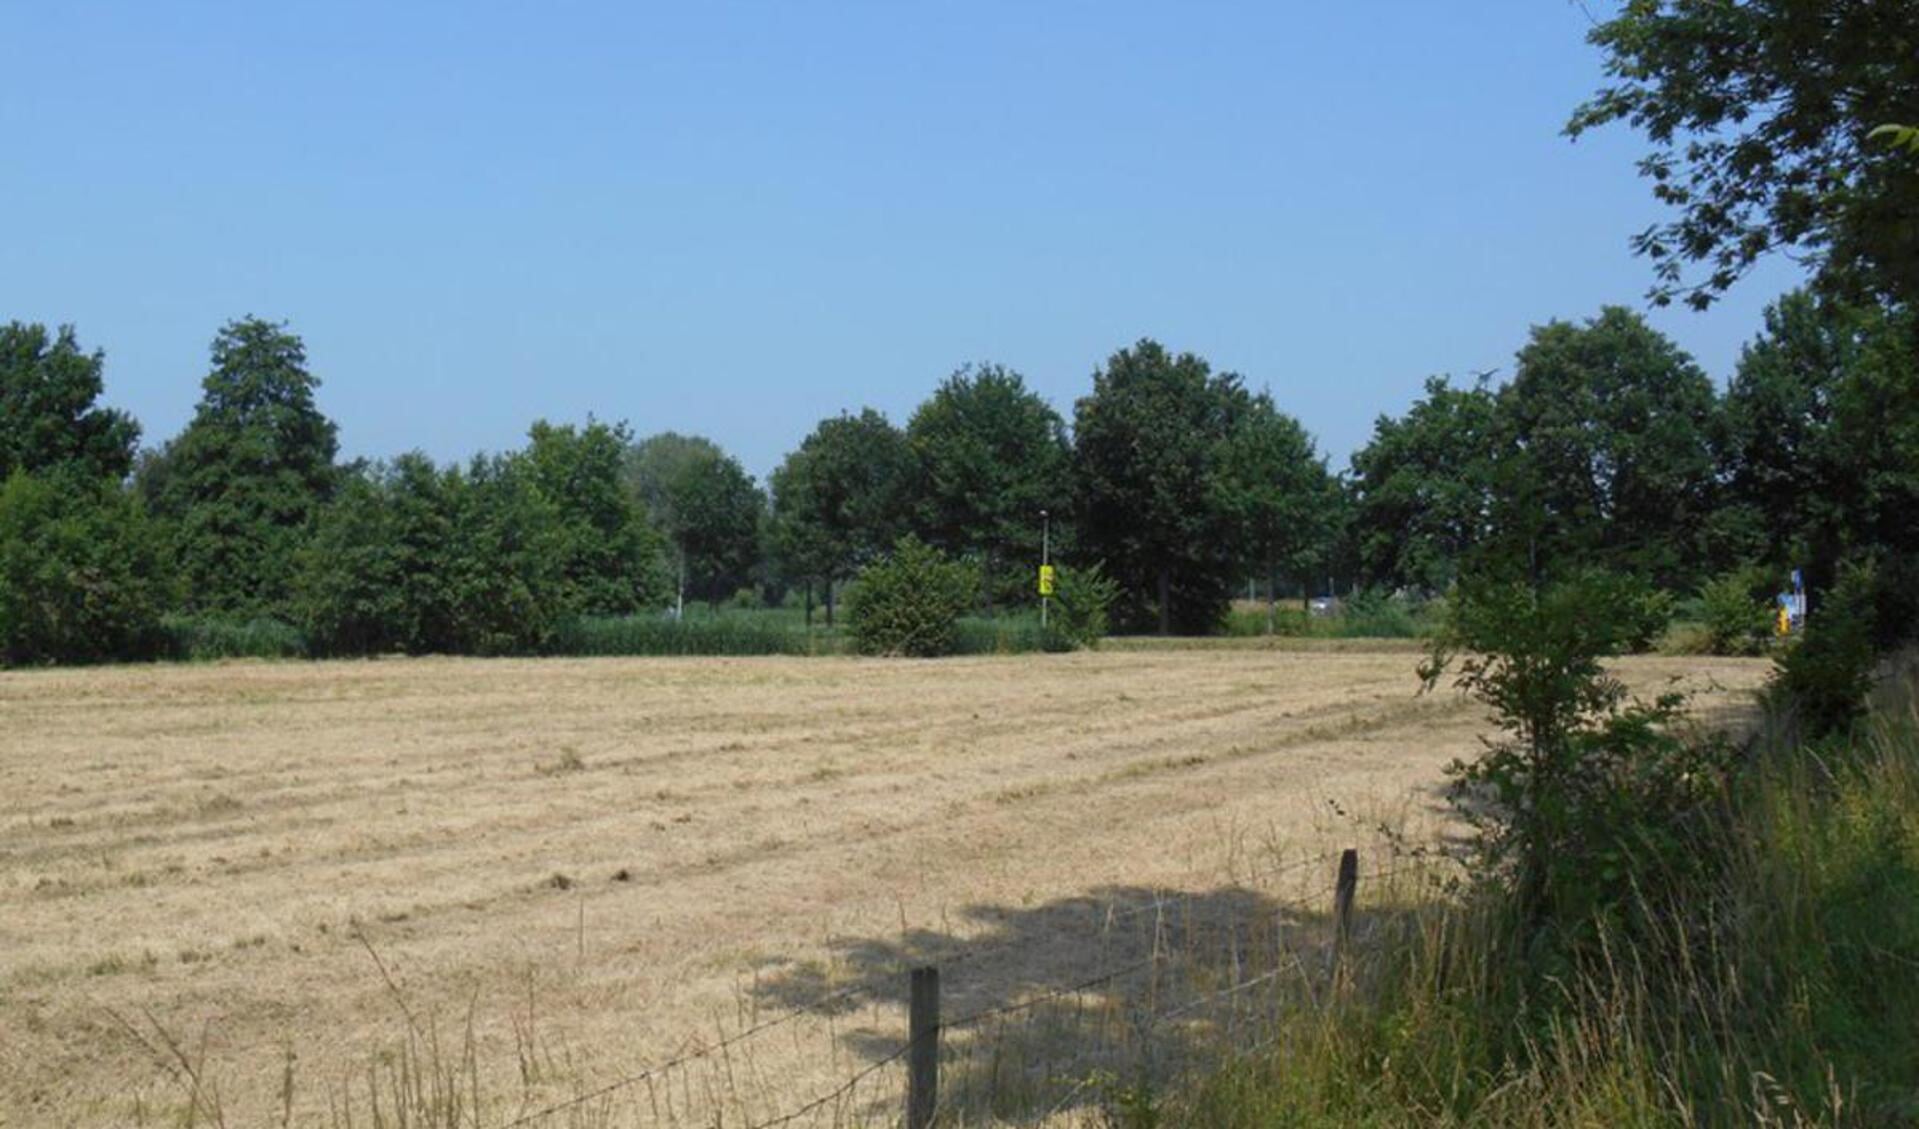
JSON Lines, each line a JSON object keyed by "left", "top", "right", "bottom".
{"left": 0, "top": 472, "right": 170, "bottom": 665}
{"left": 845, "top": 536, "right": 977, "bottom": 657}
{"left": 1044, "top": 563, "right": 1119, "bottom": 650}
{"left": 1699, "top": 564, "right": 1776, "bottom": 656}
{"left": 1771, "top": 562, "right": 1879, "bottom": 740}
{"left": 161, "top": 614, "right": 309, "bottom": 660}
{"left": 1425, "top": 570, "right": 1732, "bottom": 938}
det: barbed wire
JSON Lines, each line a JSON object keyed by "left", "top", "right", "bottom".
{"left": 498, "top": 845, "right": 1413, "bottom": 1128}
{"left": 735, "top": 1040, "right": 913, "bottom": 1129}
{"left": 492, "top": 979, "right": 869, "bottom": 1129}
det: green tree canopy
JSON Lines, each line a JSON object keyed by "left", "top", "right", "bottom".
{"left": 1349, "top": 376, "right": 1499, "bottom": 592}
{"left": 768, "top": 408, "right": 914, "bottom": 623}
{"left": 1489, "top": 308, "right": 1718, "bottom": 590}
{"left": 906, "top": 363, "right": 1070, "bottom": 607}
{"left": 626, "top": 432, "right": 763, "bottom": 608}
{"left": 1211, "top": 391, "right": 1333, "bottom": 624}
{"left": 524, "top": 419, "right": 667, "bottom": 616}
{"left": 1569, "top": 0, "right": 1919, "bottom": 311}
{"left": 0, "top": 322, "right": 139, "bottom": 482}
{"left": 0, "top": 472, "right": 169, "bottom": 664}
{"left": 1072, "top": 339, "right": 1249, "bottom": 634}
{"left": 156, "top": 317, "right": 339, "bottom": 616}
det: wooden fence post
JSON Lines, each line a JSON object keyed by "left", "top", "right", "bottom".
{"left": 907, "top": 965, "right": 940, "bottom": 1129}
{"left": 1334, "top": 848, "right": 1358, "bottom": 953}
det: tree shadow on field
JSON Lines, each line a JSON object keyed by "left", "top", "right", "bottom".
{"left": 748, "top": 873, "right": 1405, "bottom": 1124}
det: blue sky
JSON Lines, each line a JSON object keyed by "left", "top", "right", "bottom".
{"left": 1, "top": 2, "right": 1804, "bottom": 481}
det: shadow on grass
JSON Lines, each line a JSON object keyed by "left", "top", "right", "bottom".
{"left": 746, "top": 876, "right": 1409, "bottom": 1124}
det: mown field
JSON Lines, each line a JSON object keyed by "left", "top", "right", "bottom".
{"left": 0, "top": 648, "right": 1768, "bottom": 1127}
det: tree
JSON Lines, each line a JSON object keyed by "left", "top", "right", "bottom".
{"left": 1489, "top": 308, "right": 1718, "bottom": 590}
{"left": 1349, "top": 376, "right": 1499, "bottom": 592}
{"left": 156, "top": 317, "right": 339, "bottom": 617}
{"left": 668, "top": 451, "right": 763, "bottom": 607}
{"left": 768, "top": 409, "right": 915, "bottom": 625}
{"left": 524, "top": 419, "right": 667, "bottom": 616}
{"left": 1072, "top": 339, "right": 1249, "bottom": 635}
{"left": 0, "top": 471, "right": 169, "bottom": 664}
{"left": 441, "top": 452, "right": 569, "bottom": 655}
{"left": 1569, "top": 1, "right": 1919, "bottom": 311}
{"left": 1210, "top": 392, "right": 1333, "bottom": 630}
{"left": 906, "top": 364, "right": 1071, "bottom": 608}
{"left": 294, "top": 453, "right": 462, "bottom": 656}
{"left": 0, "top": 322, "right": 139, "bottom": 481}
{"left": 626, "top": 433, "right": 762, "bottom": 610}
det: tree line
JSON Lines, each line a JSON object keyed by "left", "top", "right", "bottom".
{"left": 2, "top": 284, "right": 1914, "bottom": 664}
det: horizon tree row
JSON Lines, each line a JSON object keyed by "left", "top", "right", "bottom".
{"left": 4, "top": 287, "right": 1913, "bottom": 663}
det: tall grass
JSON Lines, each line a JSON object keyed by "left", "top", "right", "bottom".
{"left": 1165, "top": 661, "right": 1919, "bottom": 1127}
{"left": 161, "top": 614, "right": 310, "bottom": 660}
{"left": 550, "top": 611, "right": 835, "bottom": 657}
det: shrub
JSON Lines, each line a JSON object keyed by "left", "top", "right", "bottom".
{"left": 1425, "top": 570, "right": 1733, "bottom": 938}
{"left": 0, "top": 472, "right": 170, "bottom": 665}
{"left": 1771, "top": 561, "right": 1879, "bottom": 740}
{"left": 1044, "top": 563, "right": 1119, "bottom": 650}
{"left": 1698, "top": 564, "right": 1775, "bottom": 656}
{"left": 845, "top": 536, "right": 977, "bottom": 657}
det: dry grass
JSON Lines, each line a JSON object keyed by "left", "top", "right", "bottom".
{"left": 0, "top": 648, "right": 1769, "bottom": 1126}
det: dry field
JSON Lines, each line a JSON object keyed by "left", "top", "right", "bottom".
{"left": 0, "top": 647, "right": 1768, "bottom": 1127}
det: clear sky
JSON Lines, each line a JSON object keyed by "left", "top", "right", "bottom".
{"left": 2, "top": 2, "right": 1805, "bottom": 481}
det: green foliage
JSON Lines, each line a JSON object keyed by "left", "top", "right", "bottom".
{"left": 439, "top": 452, "right": 571, "bottom": 655}
{"left": 769, "top": 408, "right": 915, "bottom": 621}
{"left": 626, "top": 432, "right": 765, "bottom": 606}
{"left": 553, "top": 611, "right": 822, "bottom": 657}
{"left": 0, "top": 472, "right": 169, "bottom": 664}
{"left": 1173, "top": 674, "right": 1919, "bottom": 1127}
{"left": 524, "top": 419, "right": 667, "bottom": 616}
{"left": 1489, "top": 307, "right": 1718, "bottom": 591}
{"left": 906, "top": 364, "right": 1071, "bottom": 607}
{"left": 1698, "top": 564, "right": 1776, "bottom": 657}
{"left": 845, "top": 536, "right": 978, "bottom": 657}
{"left": 1212, "top": 393, "right": 1335, "bottom": 610}
{"left": 161, "top": 614, "right": 308, "bottom": 661}
{"left": 1043, "top": 563, "right": 1118, "bottom": 650}
{"left": 1719, "top": 291, "right": 1919, "bottom": 584}
{"left": 1570, "top": 1, "right": 1919, "bottom": 312}
{"left": 1771, "top": 562, "right": 1881, "bottom": 741}
{"left": 156, "top": 317, "right": 339, "bottom": 617}
{"left": 0, "top": 322, "right": 140, "bottom": 481}
{"left": 1072, "top": 340, "right": 1248, "bottom": 635}
{"left": 1349, "top": 375, "right": 1498, "bottom": 592}
{"left": 1425, "top": 571, "right": 1728, "bottom": 935}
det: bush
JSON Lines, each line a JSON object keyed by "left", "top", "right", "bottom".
{"left": 1771, "top": 561, "right": 1879, "bottom": 740}
{"left": 1425, "top": 570, "right": 1732, "bottom": 938}
{"left": 1044, "top": 563, "right": 1119, "bottom": 650}
{"left": 0, "top": 472, "right": 170, "bottom": 665}
{"left": 845, "top": 536, "right": 977, "bottom": 657}
{"left": 1699, "top": 564, "right": 1775, "bottom": 656}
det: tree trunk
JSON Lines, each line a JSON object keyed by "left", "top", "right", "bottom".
{"left": 1157, "top": 567, "right": 1171, "bottom": 636}
{"left": 825, "top": 579, "right": 836, "bottom": 627}
{"left": 804, "top": 582, "right": 814, "bottom": 629}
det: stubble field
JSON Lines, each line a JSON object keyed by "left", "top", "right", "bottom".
{"left": 0, "top": 647, "right": 1768, "bottom": 1127}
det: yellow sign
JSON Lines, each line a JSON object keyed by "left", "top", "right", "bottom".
{"left": 1038, "top": 565, "right": 1057, "bottom": 596}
